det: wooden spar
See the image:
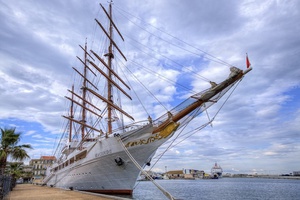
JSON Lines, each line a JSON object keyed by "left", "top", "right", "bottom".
{"left": 63, "top": 115, "right": 102, "bottom": 133}
{"left": 69, "top": 85, "right": 74, "bottom": 143}
{"left": 79, "top": 44, "right": 95, "bottom": 61}
{"left": 76, "top": 56, "right": 97, "bottom": 77}
{"left": 67, "top": 89, "right": 101, "bottom": 112}
{"left": 90, "top": 50, "right": 131, "bottom": 90}
{"left": 152, "top": 68, "right": 245, "bottom": 133}
{"left": 106, "top": 3, "right": 114, "bottom": 136}
{"left": 81, "top": 42, "right": 88, "bottom": 140}
{"left": 95, "top": 18, "right": 127, "bottom": 61}
{"left": 72, "top": 67, "right": 98, "bottom": 90}
{"left": 65, "top": 96, "right": 103, "bottom": 119}
{"left": 90, "top": 50, "right": 109, "bottom": 68}
{"left": 99, "top": 3, "right": 124, "bottom": 41}
{"left": 89, "top": 60, "right": 132, "bottom": 100}
{"left": 86, "top": 87, "right": 134, "bottom": 121}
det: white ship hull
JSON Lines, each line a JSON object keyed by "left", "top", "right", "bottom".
{"left": 44, "top": 123, "right": 176, "bottom": 194}
{"left": 211, "top": 163, "right": 223, "bottom": 179}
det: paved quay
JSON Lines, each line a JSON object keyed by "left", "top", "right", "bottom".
{"left": 6, "top": 184, "right": 130, "bottom": 200}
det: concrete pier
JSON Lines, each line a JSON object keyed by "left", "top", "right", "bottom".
{"left": 5, "top": 184, "right": 130, "bottom": 200}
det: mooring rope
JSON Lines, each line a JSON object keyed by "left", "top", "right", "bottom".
{"left": 117, "top": 136, "right": 176, "bottom": 200}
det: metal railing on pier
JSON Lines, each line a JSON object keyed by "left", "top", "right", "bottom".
{"left": 0, "top": 175, "right": 13, "bottom": 200}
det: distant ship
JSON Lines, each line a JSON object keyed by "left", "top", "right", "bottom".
{"left": 211, "top": 163, "right": 223, "bottom": 179}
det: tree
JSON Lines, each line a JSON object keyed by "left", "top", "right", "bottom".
{"left": 5, "top": 162, "right": 24, "bottom": 190}
{"left": 5, "top": 162, "right": 23, "bottom": 179}
{"left": 0, "top": 127, "right": 33, "bottom": 175}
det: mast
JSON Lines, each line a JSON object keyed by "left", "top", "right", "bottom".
{"left": 69, "top": 85, "right": 74, "bottom": 143}
{"left": 81, "top": 40, "right": 88, "bottom": 140}
{"left": 106, "top": 3, "right": 114, "bottom": 136}
{"left": 62, "top": 2, "right": 132, "bottom": 139}
{"left": 61, "top": 2, "right": 134, "bottom": 146}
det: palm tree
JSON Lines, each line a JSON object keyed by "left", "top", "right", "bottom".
{"left": 5, "top": 162, "right": 23, "bottom": 179}
{"left": 5, "top": 162, "right": 24, "bottom": 190}
{"left": 0, "top": 127, "right": 33, "bottom": 175}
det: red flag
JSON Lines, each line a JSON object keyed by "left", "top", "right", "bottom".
{"left": 246, "top": 53, "right": 251, "bottom": 68}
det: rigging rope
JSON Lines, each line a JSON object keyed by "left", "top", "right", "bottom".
{"left": 125, "top": 65, "right": 169, "bottom": 112}
{"left": 117, "top": 136, "right": 176, "bottom": 200}
{"left": 124, "top": 33, "right": 211, "bottom": 83}
{"left": 149, "top": 106, "right": 205, "bottom": 169}
{"left": 116, "top": 57, "right": 151, "bottom": 117}
{"left": 129, "top": 59, "right": 196, "bottom": 93}
{"left": 150, "top": 79, "right": 243, "bottom": 165}
{"left": 114, "top": 5, "right": 233, "bottom": 68}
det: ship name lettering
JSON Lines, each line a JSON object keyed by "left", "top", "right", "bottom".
{"left": 95, "top": 149, "right": 112, "bottom": 158}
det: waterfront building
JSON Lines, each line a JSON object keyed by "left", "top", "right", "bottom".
{"left": 22, "top": 164, "right": 33, "bottom": 183}
{"left": 293, "top": 171, "right": 300, "bottom": 176}
{"left": 183, "top": 169, "right": 205, "bottom": 179}
{"left": 165, "top": 170, "right": 184, "bottom": 179}
{"left": 29, "top": 156, "right": 56, "bottom": 184}
{"left": 164, "top": 169, "right": 205, "bottom": 179}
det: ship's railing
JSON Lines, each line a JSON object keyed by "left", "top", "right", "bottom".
{"left": 110, "top": 116, "right": 178, "bottom": 136}
{"left": 110, "top": 120, "right": 151, "bottom": 136}
{"left": 153, "top": 88, "right": 210, "bottom": 125}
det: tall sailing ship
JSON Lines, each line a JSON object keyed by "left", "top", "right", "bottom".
{"left": 44, "top": 2, "right": 252, "bottom": 195}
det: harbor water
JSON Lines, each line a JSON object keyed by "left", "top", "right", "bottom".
{"left": 131, "top": 178, "right": 300, "bottom": 200}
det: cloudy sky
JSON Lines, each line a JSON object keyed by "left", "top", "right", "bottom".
{"left": 1, "top": 0, "right": 299, "bottom": 175}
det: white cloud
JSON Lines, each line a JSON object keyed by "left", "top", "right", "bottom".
{"left": 24, "top": 130, "right": 36, "bottom": 136}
